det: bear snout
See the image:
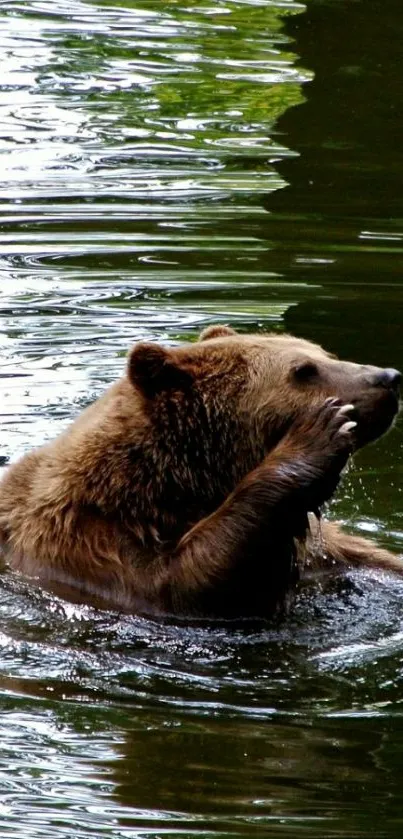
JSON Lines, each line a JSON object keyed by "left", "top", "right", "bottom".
{"left": 373, "top": 367, "right": 401, "bottom": 392}
{"left": 351, "top": 381, "right": 399, "bottom": 448}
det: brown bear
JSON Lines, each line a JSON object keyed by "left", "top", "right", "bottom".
{"left": 0, "top": 326, "right": 401, "bottom": 619}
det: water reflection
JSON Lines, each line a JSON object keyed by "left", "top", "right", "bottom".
{"left": 266, "top": 0, "right": 403, "bottom": 296}
{"left": 2, "top": 572, "right": 403, "bottom": 836}
{"left": 269, "top": 0, "right": 403, "bottom": 219}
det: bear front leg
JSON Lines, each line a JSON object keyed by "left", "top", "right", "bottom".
{"left": 157, "top": 399, "right": 356, "bottom": 616}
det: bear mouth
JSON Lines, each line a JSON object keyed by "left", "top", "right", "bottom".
{"left": 352, "top": 388, "right": 400, "bottom": 448}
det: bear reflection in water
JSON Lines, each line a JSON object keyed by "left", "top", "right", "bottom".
{"left": 0, "top": 326, "right": 401, "bottom": 619}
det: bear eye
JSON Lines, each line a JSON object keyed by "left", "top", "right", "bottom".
{"left": 294, "top": 362, "right": 319, "bottom": 382}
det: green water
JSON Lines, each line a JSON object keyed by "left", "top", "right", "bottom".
{"left": 1, "top": 0, "right": 403, "bottom": 835}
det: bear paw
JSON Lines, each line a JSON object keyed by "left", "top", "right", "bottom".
{"left": 286, "top": 397, "right": 357, "bottom": 510}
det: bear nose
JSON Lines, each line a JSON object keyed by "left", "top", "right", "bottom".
{"left": 374, "top": 368, "right": 401, "bottom": 391}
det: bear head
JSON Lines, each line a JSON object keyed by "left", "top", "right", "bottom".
{"left": 125, "top": 326, "right": 400, "bottom": 537}
{"left": 129, "top": 325, "right": 399, "bottom": 451}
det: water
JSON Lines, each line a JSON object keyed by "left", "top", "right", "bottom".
{"left": 1, "top": 0, "right": 403, "bottom": 835}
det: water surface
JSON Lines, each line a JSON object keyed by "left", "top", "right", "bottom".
{"left": 1, "top": 0, "right": 403, "bottom": 836}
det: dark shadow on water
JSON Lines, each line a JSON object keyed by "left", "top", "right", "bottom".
{"left": 267, "top": 0, "right": 403, "bottom": 220}
{"left": 258, "top": 0, "right": 403, "bottom": 326}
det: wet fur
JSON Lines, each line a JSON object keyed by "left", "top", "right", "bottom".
{"left": 0, "top": 325, "right": 400, "bottom": 618}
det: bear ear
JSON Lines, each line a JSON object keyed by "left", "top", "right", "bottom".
{"left": 128, "top": 343, "right": 192, "bottom": 397}
{"left": 198, "top": 325, "right": 237, "bottom": 342}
